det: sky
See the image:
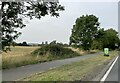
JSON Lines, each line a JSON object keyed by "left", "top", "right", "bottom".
{"left": 16, "top": 1, "right": 119, "bottom": 44}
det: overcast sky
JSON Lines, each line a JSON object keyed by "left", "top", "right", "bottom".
{"left": 16, "top": 1, "right": 119, "bottom": 44}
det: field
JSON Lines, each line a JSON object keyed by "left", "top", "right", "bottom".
{"left": 22, "top": 51, "right": 118, "bottom": 81}
{"left": 2, "top": 46, "right": 39, "bottom": 58}
{"left": 2, "top": 46, "right": 39, "bottom": 69}
{"left": 2, "top": 46, "right": 99, "bottom": 69}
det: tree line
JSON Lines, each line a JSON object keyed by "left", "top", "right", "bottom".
{"left": 1, "top": 2, "right": 119, "bottom": 51}
{"left": 12, "top": 40, "right": 69, "bottom": 47}
{"left": 70, "top": 15, "right": 120, "bottom": 50}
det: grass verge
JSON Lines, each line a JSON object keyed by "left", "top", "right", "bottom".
{"left": 22, "top": 51, "right": 118, "bottom": 81}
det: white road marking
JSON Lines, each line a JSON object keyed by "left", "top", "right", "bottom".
{"left": 100, "top": 56, "right": 119, "bottom": 82}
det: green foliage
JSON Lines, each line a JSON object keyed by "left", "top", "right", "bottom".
{"left": 1, "top": 2, "right": 64, "bottom": 51}
{"left": 103, "top": 29, "right": 119, "bottom": 50}
{"left": 70, "top": 15, "right": 100, "bottom": 50}
{"left": 50, "top": 40, "right": 57, "bottom": 45}
{"left": 91, "top": 28, "right": 105, "bottom": 50}
{"left": 31, "top": 44, "right": 80, "bottom": 57}
{"left": 92, "top": 28, "right": 120, "bottom": 50}
{"left": 70, "top": 14, "right": 119, "bottom": 50}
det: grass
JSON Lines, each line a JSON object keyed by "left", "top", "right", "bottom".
{"left": 2, "top": 46, "right": 39, "bottom": 69}
{"left": 2, "top": 45, "right": 81, "bottom": 69}
{"left": 67, "top": 47, "right": 100, "bottom": 55}
{"left": 2, "top": 46, "right": 39, "bottom": 58}
{"left": 2, "top": 45, "right": 99, "bottom": 69}
{"left": 22, "top": 51, "right": 118, "bottom": 81}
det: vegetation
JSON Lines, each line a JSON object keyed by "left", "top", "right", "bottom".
{"left": 1, "top": 2, "right": 65, "bottom": 51}
{"left": 1, "top": 2, "right": 119, "bottom": 82}
{"left": 22, "top": 51, "right": 118, "bottom": 81}
{"left": 31, "top": 44, "right": 80, "bottom": 61}
{"left": 2, "top": 45, "right": 99, "bottom": 69}
{"left": 92, "top": 28, "right": 120, "bottom": 50}
{"left": 70, "top": 14, "right": 120, "bottom": 50}
{"left": 2, "top": 46, "right": 39, "bottom": 69}
{"left": 2, "top": 45, "right": 81, "bottom": 69}
{"left": 70, "top": 15, "right": 100, "bottom": 50}
{"left": 32, "top": 44, "right": 73, "bottom": 56}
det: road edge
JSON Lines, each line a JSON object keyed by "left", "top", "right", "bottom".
{"left": 92, "top": 56, "right": 118, "bottom": 81}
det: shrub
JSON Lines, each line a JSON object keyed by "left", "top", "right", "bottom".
{"left": 31, "top": 44, "right": 80, "bottom": 57}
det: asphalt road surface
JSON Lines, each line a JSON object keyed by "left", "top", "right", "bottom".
{"left": 105, "top": 57, "right": 118, "bottom": 81}
{"left": 105, "top": 55, "right": 119, "bottom": 82}
{"left": 2, "top": 52, "right": 102, "bottom": 81}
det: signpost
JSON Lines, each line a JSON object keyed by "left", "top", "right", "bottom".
{"left": 104, "top": 48, "right": 109, "bottom": 56}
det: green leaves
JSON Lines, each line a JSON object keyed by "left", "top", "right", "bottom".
{"left": 1, "top": 2, "right": 64, "bottom": 52}
{"left": 70, "top": 15, "right": 100, "bottom": 50}
{"left": 102, "top": 28, "right": 119, "bottom": 50}
{"left": 70, "top": 15, "right": 119, "bottom": 50}
{"left": 91, "top": 28, "right": 119, "bottom": 50}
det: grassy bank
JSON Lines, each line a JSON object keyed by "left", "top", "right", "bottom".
{"left": 22, "top": 51, "right": 118, "bottom": 81}
{"left": 2, "top": 45, "right": 99, "bottom": 69}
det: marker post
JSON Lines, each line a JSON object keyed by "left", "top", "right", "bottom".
{"left": 104, "top": 48, "right": 109, "bottom": 56}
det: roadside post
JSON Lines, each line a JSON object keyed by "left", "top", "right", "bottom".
{"left": 104, "top": 48, "right": 109, "bottom": 56}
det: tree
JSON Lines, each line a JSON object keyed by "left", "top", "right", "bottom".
{"left": 91, "top": 28, "right": 105, "bottom": 50}
{"left": 1, "top": 2, "right": 64, "bottom": 51}
{"left": 22, "top": 41, "right": 28, "bottom": 46}
{"left": 50, "top": 40, "right": 56, "bottom": 45}
{"left": 42, "top": 42, "right": 44, "bottom": 45}
{"left": 92, "top": 28, "right": 120, "bottom": 50}
{"left": 70, "top": 15, "right": 100, "bottom": 50}
{"left": 45, "top": 41, "right": 48, "bottom": 45}
{"left": 103, "top": 28, "right": 119, "bottom": 50}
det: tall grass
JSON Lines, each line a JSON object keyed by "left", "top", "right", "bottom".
{"left": 2, "top": 45, "right": 98, "bottom": 69}
{"left": 2, "top": 46, "right": 39, "bottom": 69}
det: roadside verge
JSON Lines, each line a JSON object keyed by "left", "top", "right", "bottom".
{"left": 92, "top": 56, "right": 118, "bottom": 81}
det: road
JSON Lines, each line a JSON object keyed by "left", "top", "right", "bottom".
{"left": 2, "top": 52, "right": 102, "bottom": 81}
{"left": 105, "top": 57, "right": 118, "bottom": 81}
{"left": 101, "top": 55, "right": 119, "bottom": 82}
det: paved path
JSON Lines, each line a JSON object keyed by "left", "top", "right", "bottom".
{"left": 2, "top": 52, "right": 102, "bottom": 81}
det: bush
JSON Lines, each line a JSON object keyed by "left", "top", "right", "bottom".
{"left": 31, "top": 44, "right": 80, "bottom": 57}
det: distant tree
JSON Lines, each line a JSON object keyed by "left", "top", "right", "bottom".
{"left": 45, "top": 41, "right": 48, "bottom": 45}
{"left": 1, "top": 2, "right": 64, "bottom": 51}
{"left": 92, "top": 28, "right": 120, "bottom": 50}
{"left": 17, "top": 43, "right": 22, "bottom": 46}
{"left": 63, "top": 43, "right": 69, "bottom": 47}
{"left": 50, "top": 40, "right": 57, "bottom": 45}
{"left": 70, "top": 15, "right": 100, "bottom": 50}
{"left": 42, "top": 42, "right": 44, "bottom": 45}
{"left": 22, "top": 41, "right": 28, "bottom": 46}
{"left": 56, "top": 42, "right": 63, "bottom": 46}
{"left": 103, "top": 28, "right": 119, "bottom": 50}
